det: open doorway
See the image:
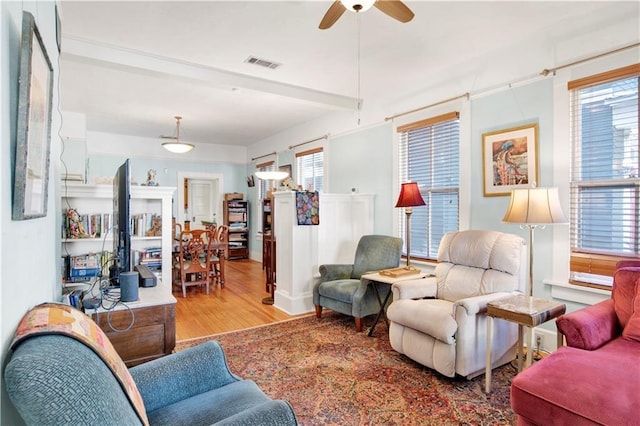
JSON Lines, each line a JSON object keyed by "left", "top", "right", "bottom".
{"left": 176, "top": 172, "right": 224, "bottom": 229}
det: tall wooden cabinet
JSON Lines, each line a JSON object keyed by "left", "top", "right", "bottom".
{"left": 223, "top": 199, "right": 249, "bottom": 259}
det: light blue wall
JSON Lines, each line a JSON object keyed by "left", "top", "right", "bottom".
{"left": 469, "top": 79, "right": 560, "bottom": 305}
{"left": 470, "top": 79, "right": 555, "bottom": 229}
{"left": 87, "top": 154, "right": 249, "bottom": 216}
{"left": 327, "top": 123, "right": 394, "bottom": 235}
{"left": 1, "top": 2, "right": 61, "bottom": 424}
{"left": 88, "top": 155, "right": 248, "bottom": 190}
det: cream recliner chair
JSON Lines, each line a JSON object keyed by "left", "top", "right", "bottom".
{"left": 387, "top": 230, "right": 526, "bottom": 379}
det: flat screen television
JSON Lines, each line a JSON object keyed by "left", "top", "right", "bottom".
{"left": 112, "top": 159, "right": 131, "bottom": 284}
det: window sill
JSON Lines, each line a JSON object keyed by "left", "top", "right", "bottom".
{"left": 543, "top": 279, "right": 610, "bottom": 306}
{"left": 405, "top": 258, "right": 437, "bottom": 272}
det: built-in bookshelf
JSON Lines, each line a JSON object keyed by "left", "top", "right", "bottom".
{"left": 223, "top": 199, "right": 249, "bottom": 259}
{"left": 60, "top": 184, "right": 175, "bottom": 290}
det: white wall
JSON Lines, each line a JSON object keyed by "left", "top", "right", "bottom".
{"left": 86, "top": 129, "right": 248, "bottom": 164}
{"left": 1, "top": 1, "right": 61, "bottom": 423}
{"left": 327, "top": 123, "right": 394, "bottom": 235}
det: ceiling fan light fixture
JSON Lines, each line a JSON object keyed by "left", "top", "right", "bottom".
{"left": 161, "top": 116, "right": 194, "bottom": 153}
{"left": 342, "top": 0, "right": 376, "bottom": 12}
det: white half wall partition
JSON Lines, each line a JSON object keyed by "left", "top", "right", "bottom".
{"left": 273, "top": 192, "right": 375, "bottom": 315}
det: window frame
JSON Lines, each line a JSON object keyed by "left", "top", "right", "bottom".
{"left": 295, "top": 147, "right": 324, "bottom": 192}
{"left": 569, "top": 64, "right": 640, "bottom": 289}
{"left": 396, "top": 111, "right": 461, "bottom": 262}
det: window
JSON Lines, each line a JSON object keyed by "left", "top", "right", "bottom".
{"left": 296, "top": 148, "right": 323, "bottom": 192}
{"left": 397, "top": 112, "right": 460, "bottom": 260}
{"left": 569, "top": 64, "right": 640, "bottom": 288}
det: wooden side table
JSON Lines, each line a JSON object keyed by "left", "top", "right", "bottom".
{"left": 485, "top": 294, "right": 566, "bottom": 393}
{"left": 361, "top": 271, "right": 428, "bottom": 337}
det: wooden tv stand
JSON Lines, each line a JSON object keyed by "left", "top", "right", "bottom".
{"left": 89, "top": 285, "right": 176, "bottom": 367}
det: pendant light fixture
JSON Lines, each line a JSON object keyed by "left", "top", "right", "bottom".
{"left": 162, "top": 116, "right": 194, "bottom": 153}
{"left": 254, "top": 152, "right": 289, "bottom": 181}
{"left": 255, "top": 170, "right": 289, "bottom": 181}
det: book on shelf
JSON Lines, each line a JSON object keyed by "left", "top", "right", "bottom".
{"left": 229, "top": 213, "right": 246, "bottom": 222}
{"left": 130, "top": 213, "right": 162, "bottom": 237}
{"left": 102, "top": 213, "right": 112, "bottom": 236}
{"left": 63, "top": 252, "right": 110, "bottom": 283}
{"left": 63, "top": 209, "right": 109, "bottom": 239}
{"left": 64, "top": 289, "right": 84, "bottom": 309}
{"left": 133, "top": 247, "right": 163, "bottom": 271}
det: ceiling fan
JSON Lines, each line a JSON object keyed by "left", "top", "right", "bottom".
{"left": 319, "top": 0, "right": 414, "bottom": 30}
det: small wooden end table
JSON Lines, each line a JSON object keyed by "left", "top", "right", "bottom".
{"left": 484, "top": 294, "right": 566, "bottom": 393}
{"left": 361, "top": 271, "right": 428, "bottom": 337}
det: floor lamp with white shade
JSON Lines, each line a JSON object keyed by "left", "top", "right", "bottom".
{"left": 255, "top": 167, "right": 289, "bottom": 305}
{"left": 502, "top": 187, "right": 568, "bottom": 297}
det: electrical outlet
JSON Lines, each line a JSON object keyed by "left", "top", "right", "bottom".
{"left": 534, "top": 330, "right": 551, "bottom": 353}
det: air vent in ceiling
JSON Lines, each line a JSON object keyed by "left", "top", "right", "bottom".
{"left": 244, "top": 56, "right": 281, "bottom": 70}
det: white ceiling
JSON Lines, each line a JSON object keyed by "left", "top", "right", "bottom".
{"left": 58, "top": 1, "right": 639, "bottom": 147}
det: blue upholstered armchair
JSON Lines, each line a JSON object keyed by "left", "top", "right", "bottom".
{"left": 4, "top": 304, "right": 298, "bottom": 425}
{"left": 313, "top": 234, "right": 403, "bottom": 331}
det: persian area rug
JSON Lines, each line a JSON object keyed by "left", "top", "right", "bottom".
{"left": 176, "top": 311, "right": 516, "bottom": 425}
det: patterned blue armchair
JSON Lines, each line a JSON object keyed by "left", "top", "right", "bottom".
{"left": 4, "top": 304, "right": 298, "bottom": 425}
{"left": 313, "top": 235, "right": 403, "bottom": 331}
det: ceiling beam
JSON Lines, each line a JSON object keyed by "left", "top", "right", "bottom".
{"left": 61, "top": 36, "right": 360, "bottom": 111}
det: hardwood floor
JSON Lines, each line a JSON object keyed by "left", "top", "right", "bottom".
{"left": 173, "top": 258, "right": 301, "bottom": 341}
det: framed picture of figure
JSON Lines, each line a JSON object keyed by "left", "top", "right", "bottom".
{"left": 482, "top": 123, "right": 539, "bottom": 197}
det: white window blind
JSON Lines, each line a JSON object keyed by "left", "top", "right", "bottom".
{"left": 569, "top": 64, "right": 640, "bottom": 287}
{"left": 296, "top": 148, "right": 323, "bottom": 192}
{"left": 398, "top": 112, "right": 460, "bottom": 260}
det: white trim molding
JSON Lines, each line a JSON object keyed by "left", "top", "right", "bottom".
{"left": 544, "top": 279, "right": 610, "bottom": 306}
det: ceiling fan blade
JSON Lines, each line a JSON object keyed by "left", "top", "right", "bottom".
{"left": 374, "top": 0, "right": 415, "bottom": 23}
{"left": 319, "top": 1, "right": 347, "bottom": 30}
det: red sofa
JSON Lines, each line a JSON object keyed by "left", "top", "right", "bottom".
{"left": 510, "top": 261, "right": 640, "bottom": 425}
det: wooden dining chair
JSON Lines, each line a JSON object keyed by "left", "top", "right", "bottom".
{"left": 209, "top": 225, "right": 229, "bottom": 288}
{"left": 175, "top": 229, "right": 212, "bottom": 297}
{"left": 204, "top": 223, "right": 218, "bottom": 236}
{"left": 171, "top": 220, "right": 183, "bottom": 287}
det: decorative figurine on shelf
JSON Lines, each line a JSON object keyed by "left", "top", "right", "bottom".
{"left": 144, "top": 169, "right": 159, "bottom": 186}
{"left": 66, "top": 208, "right": 90, "bottom": 238}
{"left": 145, "top": 215, "right": 162, "bottom": 237}
{"left": 281, "top": 176, "right": 296, "bottom": 191}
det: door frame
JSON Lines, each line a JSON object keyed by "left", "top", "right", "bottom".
{"left": 176, "top": 172, "right": 224, "bottom": 228}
